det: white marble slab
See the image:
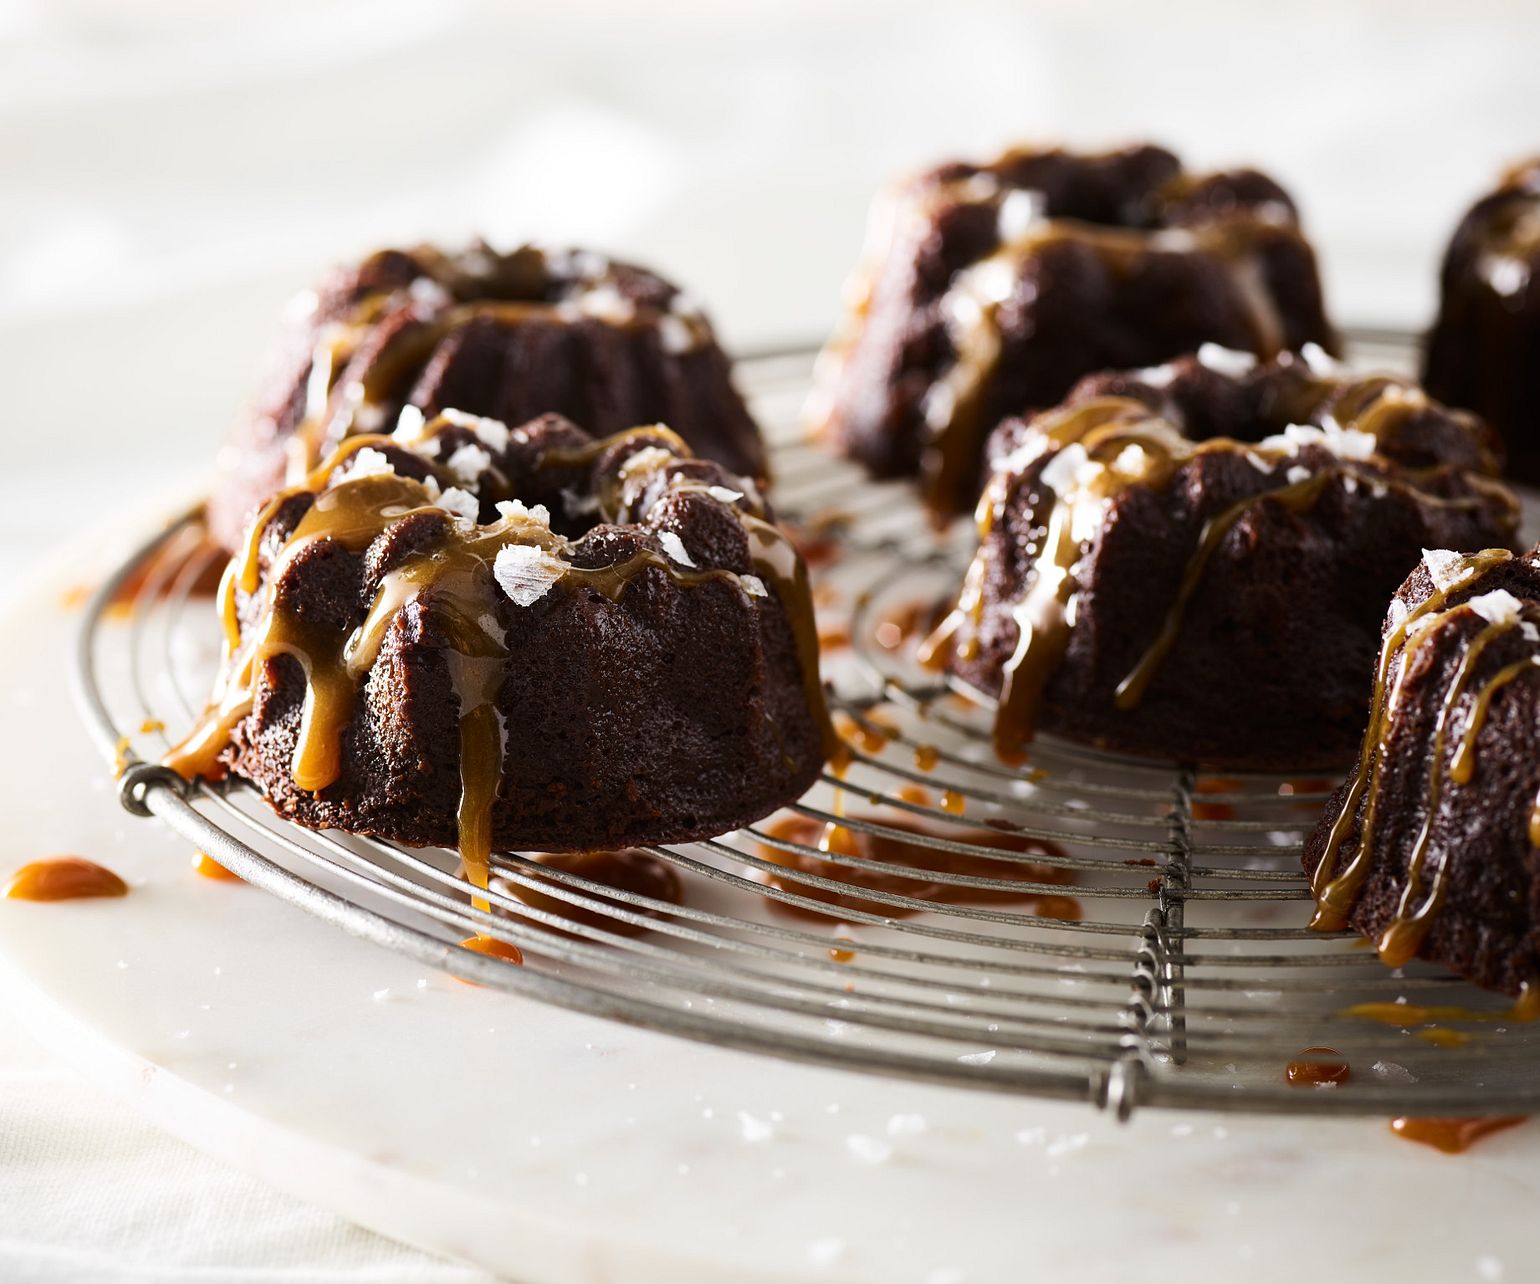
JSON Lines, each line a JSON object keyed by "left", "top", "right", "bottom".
{"left": 1, "top": 510, "right": 1536, "bottom": 1284}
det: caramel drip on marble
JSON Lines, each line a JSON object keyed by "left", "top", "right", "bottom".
{"left": 4, "top": 857, "right": 128, "bottom": 902}
{"left": 192, "top": 851, "right": 242, "bottom": 882}
{"left": 1389, "top": 1115, "right": 1527, "bottom": 1153}
{"left": 167, "top": 423, "right": 832, "bottom": 888}
{"left": 1309, "top": 549, "right": 1520, "bottom": 936}
{"left": 1343, "top": 980, "right": 1540, "bottom": 1029}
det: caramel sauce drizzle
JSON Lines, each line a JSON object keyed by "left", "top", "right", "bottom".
{"left": 1309, "top": 550, "right": 1532, "bottom": 952}
{"left": 4, "top": 857, "right": 128, "bottom": 902}
{"left": 1389, "top": 1115, "right": 1527, "bottom": 1153}
{"left": 1343, "top": 979, "right": 1540, "bottom": 1028}
{"left": 1284, "top": 1046, "right": 1351, "bottom": 1087}
{"left": 1375, "top": 619, "right": 1529, "bottom": 966}
{"left": 498, "top": 848, "right": 684, "bottom": 938}
{"left": 757, "top": 814, "right": 1076, "bottom": 921}
{"left": 290, "top": 251, "right": 711, "bottom": 481}
{"left": 1113, "top": 472, "right": 1334, "bottom": 710}
{"left": 1414, "top": 1027, "right": 1471, "bottom": 1048}
{"left": 166, "top": 420, "right": 831, "bottom": 897}
{"left": 917, "top": 207, "right": 1295, "bottom": 518}
{"left": 931, "top": 378, "right": 1451, "bottom": 759}
{"left": 459, "top": 933, "right": 525, "bottom": 967}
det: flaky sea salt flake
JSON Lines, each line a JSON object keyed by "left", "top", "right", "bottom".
{"left": 493, "top": 544, "right": 567, "bottom": 607}
{"left": 659, "top": 531, "right": 698, "bottom": 568}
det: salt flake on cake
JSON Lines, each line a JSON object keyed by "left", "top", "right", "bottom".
{"left": 495, "top": 499, "right": 552, "bottom": 527}
{"left": 347, "top": 446, "right": 396, "bottom": 479}
{"left": 1422, "top": 548, "right": 1473, "bottom": 592}
{"left": 436, "top": 486, "right": 480, "bottom": 526}
{"left": 446, "top": 442, "right": 494, "bottom": 485}
{"left": 1259, "top": 421, "right": 1378, "bottom": 462}
{"left": 1466, "top": 589, "right": 1526, "bottom": 627}
{"left": 435, "top": 409, "right": 511, "bottom": 453}
{"left": 658, "top": 531, "right": 698, "bottom": 568}
{"left": 1196, "top": 344, "right": 1257, "bottom": 378}
{"left": 493, "top": 544, "right": 568, "bottom": 607}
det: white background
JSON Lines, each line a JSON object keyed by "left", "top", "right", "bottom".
{"left": 3, "top": 0, "right": 1539, "bottom": 1277}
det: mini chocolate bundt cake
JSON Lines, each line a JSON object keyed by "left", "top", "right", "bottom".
{"left": 208, "top": 243, "right": 765, "bottom": 550}
{"left": 931, "top": 346, "right": 1519, "bottom": 769}
{"left": 1304, "top": 548, "right": 1540, "bottom": 996}
{"left": 1424, "top": 159, "right": 1540, "bottom": 484}
{"left": 810, "top": 143, "right": 1339, "bottom": 518}
{"left": 169, "top": 412, "right": 829, "bottom": 884}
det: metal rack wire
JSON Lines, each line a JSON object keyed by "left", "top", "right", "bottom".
{"left": 72, "top": 331, "right": 1540, "bottom": 1118}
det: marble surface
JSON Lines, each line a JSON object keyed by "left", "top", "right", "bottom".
{"left": 8, "top": 1, "right": 1540, "bottom": 1276}
{"left": 3, "top": 513, "right": 1537, "bottom": 1283}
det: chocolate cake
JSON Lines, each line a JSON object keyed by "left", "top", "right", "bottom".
{"left": 933, "top": 347, "right": 1519, "bottom": 769}
{"left": 168, "top": 412, "right": 829, "bottom": 886}
{"left": 810, "top": 143, "right": 1339, "bottom": 518}
{"left": 208, "top": 243, "right": 765, "bottom": 549}
{"left": 1304, "top": 548, "right": 1540, "bottom": 996}
{"left": 1424, "top": 158, "right": 1540, "bottom": 484}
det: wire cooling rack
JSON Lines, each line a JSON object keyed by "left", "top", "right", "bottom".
{"left": 73, "top": 329, "right": 1540, "bottom": 1118}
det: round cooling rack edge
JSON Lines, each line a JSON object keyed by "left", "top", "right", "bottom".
{"left": 72, "top": 328, "right": 1540, "bottom": 1121}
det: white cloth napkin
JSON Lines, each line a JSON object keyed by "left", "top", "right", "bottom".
{"left": 0, "top": 1022, "right": 498, "bottom": 1283}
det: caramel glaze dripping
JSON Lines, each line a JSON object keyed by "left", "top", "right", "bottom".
{"left": 1389, "top": 1116, "right": 1527, "bottom": 1153}
{"left": 1113, "top": 471, "right": 1335, "bottom": 710}
{"left": 757, "top": 814, "right": 1076, "bottom": 921}
{"left": 1452, "top": 655, "right": 1540, "bottom": 852}
{"left": 919, "top": 210, "right": 1296, "bottom": 520}
{"left": 1376, "top": 619, "right": 1536, "bottom": 965}
{"left": 291, "top": 255, "right": 713, "bottom": 481}
{"left": 4, "top": 857, "right": 128, "bottom": 902}
{"left": 930, "top": 376, "right": 1476, "bottom": 759}
{"left": 166, "top": 419, "right": 833, "bottom": 897}
{"left": 1308, "top": 549, "right": 1524, "bottom": 943}
{"left": 459, "top": 934, "right": 525, "bottom": 967}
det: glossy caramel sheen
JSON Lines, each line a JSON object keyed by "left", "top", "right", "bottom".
{"left": 1342, "top": 981, "right": 1540, "bottom": 1029}
{"left": 1309, "top": 550, "right": 1540, "bottom": 969}
{"left": 1309, "top": 550, "right": 1512, "bottom": 930}
{"left": 929, "top": 372, "right": 1479, "bottom": 760}
{"left": 915, "top": 203, "right": 1298, "bottom": 519}
{"left": 191, "top": 851, "right": 242, "bottom": 882}
{"left": 757, "top": 815, "right": 1076, "bottom": 921}
{"left": 4, "top": 857, "right": 128, "bottom": 902}
{"left": 1284, "top": 1047, "right": 1351, "bottom": 1087}
{"left": 499, "top": 849, "right": 684, "bottom": 937}
{"left": 165, "top": 420, "right": 832, "bottom": 895}
{"left": 1389, "top": 1115, "right": 1527, "bottom": 1153}
{"left": 285, "top": 247, "right": 714, "bottom": 484}
{"left": 459, "top": 934, "right": 525, "bottom": 966}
